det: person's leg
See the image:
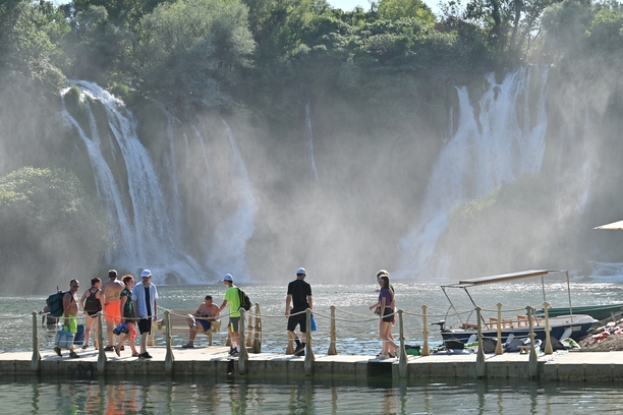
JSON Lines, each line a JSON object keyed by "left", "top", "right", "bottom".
{"left": 127, "top": 322, "right": 138, "bottom": 355}
{"left": 84, "top": 315, "right": 94, "bottom": 348}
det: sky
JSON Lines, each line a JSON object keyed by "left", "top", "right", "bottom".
{"left": 327, "top": 0, "right": 441, "bottom": 16}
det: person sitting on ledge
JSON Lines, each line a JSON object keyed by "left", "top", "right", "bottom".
{"left": 182, "top": 295, "right": 220, "bottom": 348}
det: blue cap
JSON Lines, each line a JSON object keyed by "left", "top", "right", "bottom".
{"left": 140, "top": 269, "right": 152, "bottom": 277}
{"left": 222, "top": 274, "right": 233, "bottom": 282}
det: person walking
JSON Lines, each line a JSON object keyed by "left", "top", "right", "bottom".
{"left": 102, "top": 269, "right": 125, "bottom": 351}
{"left": 115, "top": 274, "right": 139, "bottom": 357}
{"left": 285, "top": 267, "right": 313, "bottom": 356}
{"left": 79, "top": 277, "right": 102, "bottom": 350}
{"left": 218, "top": 274, "right": 241, "bottom": 357}
{"left": 132, "top": 269, "right": 158, "bottom": 359}
{"left": 182, "top": 295, "right": 220, "bottom": 348}
{"left": 369, "top": 274, "right": 397, "bottom": 359}
{"left": 53, "top": 279, "right": 81, "bottom": 358}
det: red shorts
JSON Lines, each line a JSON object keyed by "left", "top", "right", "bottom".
{"left": 104, "top": 302, "right": 121, "bottom": 324}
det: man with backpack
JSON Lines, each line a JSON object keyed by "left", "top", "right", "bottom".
{"left": 79, "top": 277, "right": 102, "bottom": 349}
{"left": 286, "top": 267, "right": 313, "bottom": 356}
{"left": 53, "top": 279, "right": 81, "bottom": 358}
{"left": 218, "top": 274, "right": 242, "bottom": 357}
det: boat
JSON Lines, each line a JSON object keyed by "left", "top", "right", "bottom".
{"left": 535, "top": 304, "right": 623, "bottom": 322}
{"left": 438, "top": 269, "right": 597, "bottom": 344}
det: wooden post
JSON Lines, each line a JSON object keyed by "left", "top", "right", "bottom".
{"left": 495, "top": 303, "right": 503, "bottom": 355}
{"left": 164, "top": 310, "right": 174, "bottom": 373}
{"left": 253, "top": 303, "right": 262, "bottom": 353}
{"left": 226, "top": 331, "right": 232, "bottom": 347}
{"left": 328, "top": 306, "right": 337, "bottom": 355}
{"left": 543, "top": 302, "right": 553, "bottom": 355}
{"left": 476, "top": 307, "right": 486, "bottom": 379}
{"left": 304, "top": 309, "right": 315, "bottom": 376}
{"left": 238, "top": 309, "right": 248, "bottom": 374}
{"left": 527, "top": 306, "right": 539, "bottom": 379}
{"left": 97, "top": 312, "right": 107, "bottom": 372}
{"left": 148, "top": 315, "right": 155, "bottom": 347}
{"left": 421, "top": 305, "right": 430, "bottom": 357}
{"left": 31, "top": 312, "right": 40, "bottom": 372}
{"left": 246, "top": 307, "right": 254, "bottom": 348}
{"left": 398, "top": 310, "right": 407, "bottom": 378}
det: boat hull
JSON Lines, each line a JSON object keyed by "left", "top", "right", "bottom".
{"left": 440, "top": 314, "right": 596, "bottom": 344}
{"left": 536, "top": 304, "right": 623, "bottom": 321}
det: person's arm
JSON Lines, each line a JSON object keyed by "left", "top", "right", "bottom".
{"left": 79, "top": 290, "right": 88, "bottom": 312}
{"left": 380, "top": 295, "right": 387, "bottom": 318}
{"left": 132, "top": 300, "right": 139, "bottom": 319}
{"left": 212, "top": 305, "right": 220, "bottom": 321}
{"left": 153, "top": 299, "right": 158, "bottom": 321}
{"left": 307, "top": 295, "right": 313, "bottom": 315}
{"left": 62, "top": 293, "right": 71, "bottom": 326}
{"left": 285, "top": 294, "right": 292, "bottom": 318}
{"left": 219, "top": 300, "right": 228, "bottom": 313}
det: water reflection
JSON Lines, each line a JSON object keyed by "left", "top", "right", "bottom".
{"left": 3, "top": 377, "right": 623, "bottom": 414}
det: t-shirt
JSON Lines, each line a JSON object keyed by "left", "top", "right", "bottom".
{"left": 224, "top": 286, "right": 241, "bottom": 318}
{"left": 120, "top": 288, "right": 133, "bottom": 316}
{"left": 132, "top": 282, "right": 158, "bottom": 318}
{"left": 379, "top": 288, "right": 392, "bottom": 307}
{"left": 287, "top": 279, "right": 312, "bottom": 313}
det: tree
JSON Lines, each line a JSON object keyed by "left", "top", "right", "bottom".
{"left": 135, "top": 0, "right": 255, "bottom": 113}
{"left": 377, "top": 0, "right": 436, "bottom": 26}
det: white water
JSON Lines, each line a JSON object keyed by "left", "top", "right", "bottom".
{"left": 61, "top": 82, "right": 257, "bottom": 283}
{"left": 304, "top": 100, "right": 319, "bottom": 180}
{"left": 396, "top": 68, "right": 549, "bottom": 280}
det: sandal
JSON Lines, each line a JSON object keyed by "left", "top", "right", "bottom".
{"left": 69, "top": 351, "right": 79, "bottom": 359}
{"left": 375, "top": 353, "right": 388, "bottom": 360}
{"left": 114, "top": 346, "right": 121, "bottom": 357}
{"left": 132, "top": 352, "right": 140, "bottom": 357}
{"left": 388, "top": 352, "right": 396, "bottom": 358}
{"left": 104, "top": 345, "right": 114, "bottom": 352}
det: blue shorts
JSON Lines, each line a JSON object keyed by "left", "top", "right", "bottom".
{"left": 197, "top": 318, "right": 211, "bottom": 331}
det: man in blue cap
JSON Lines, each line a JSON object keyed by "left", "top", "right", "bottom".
{"left": 285, "top": 267, "right": 313, "bottom": 356}
{"left": 132, "top": 269, "right": 158, "bottom": 359}
{"left": 218, "top": 274, "right": 241, "bottom": 357}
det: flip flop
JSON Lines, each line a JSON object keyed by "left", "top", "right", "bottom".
{"left": 114, "top": 346, "right": 120, "bottom": 357}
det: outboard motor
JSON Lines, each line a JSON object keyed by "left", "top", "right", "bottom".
{"left": 432, "top": 320, "right": 447, "bottom": 332}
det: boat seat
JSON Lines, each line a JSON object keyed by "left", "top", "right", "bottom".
{"left": 488, "top": 317, "right": 513, "bottom": 329}
{"left": 517, "top": 315, "right": 541, "bottom": 327}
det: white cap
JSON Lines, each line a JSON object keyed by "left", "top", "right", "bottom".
{"left": 296, "top": 267, "right": 306, "bottom": 275}
{"left": 222, "top": 274, "right": 233, "bottom": 282}
{"left": 140, "top": 269, "right": 152, "bottom": 277}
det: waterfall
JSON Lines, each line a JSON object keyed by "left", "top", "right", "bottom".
{"left": 304, "top": 101, "right": 319, "bottom": 180}
{"left": 61, "top": 81, "right": 205, "bottom": 283}
{"left": 396, "top": 67, "right": 549, "bottom": 280}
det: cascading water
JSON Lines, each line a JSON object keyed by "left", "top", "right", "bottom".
{"left": 396, "top": 67, "right": 550, "bottom": 280}
{"left": 61, "top": 81, "right": 236, "bottom": 283}
{"left": 304, "top": 101, "right": 319, "bottom": 180}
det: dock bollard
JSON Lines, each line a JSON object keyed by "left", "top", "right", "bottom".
{"left": 304, "top": 309, "right": 315, "bottom": 376}
{"left": 526, "top": 306, "right": 538, "bottom": 379}
{"left": 421, "top": 305, "right": 430, "bottom": 357}
{"left": 328, "top": 306, "right": 337, "bottom": 355}
{"left": 398, "top": 310, "right": 407, "bottom": 378}
{"left": 495, "top": 303, "right": 503, "bottom": 355}
{"left": 31, "top": 312, "right": 40, "bottom": 372}
{"left": 543, "top": 302, "right": 553, "bottom": 355}
{"left": 164, "top": 310, "right": 174, "bottom": 373}
{"left": 238, "top": 309, "right": 248, "bottom": 375}
{"left": 475, "top": 307, "right": 486, "bottom": 379}
{"left": 253, "top": 304, "right": 262, "bottom": 353}
{"left": 97, "top": 312, "right": 107, "bottom": 372}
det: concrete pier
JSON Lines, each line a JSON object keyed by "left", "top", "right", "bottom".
{"left": 2, "top": 347, "right": 623, "bottom": 382}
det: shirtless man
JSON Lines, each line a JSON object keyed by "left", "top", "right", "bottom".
{"left": 53, "top": 279, "right": 80, "bottom": 358}
{"left": 102, "top": 269, "right": 125, "bottom": 351}
{"left": 182, "top": 295, "right": 220, "bottom": 348}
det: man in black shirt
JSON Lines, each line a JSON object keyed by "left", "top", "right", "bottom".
{"left": 285, "top": 267, "right": 312, "bottom": 356}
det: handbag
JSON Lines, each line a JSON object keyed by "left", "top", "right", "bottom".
{"left": 310, "top": 315, "right": 317, "bottom": 332}
{"left": 55, "top": 329, "right": 75, "bottom": 349}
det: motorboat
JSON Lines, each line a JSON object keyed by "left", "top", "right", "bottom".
{"left": 438, "top": 269, "right": 597, "bottom": 344}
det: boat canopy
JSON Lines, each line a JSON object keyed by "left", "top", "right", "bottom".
{"left": 594, "top": 219, "right": 623, "bottom": 230}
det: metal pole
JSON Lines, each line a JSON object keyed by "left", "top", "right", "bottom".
{"left": 328, "top": 306, "right": 337, "bottom": 355}
{"left": 565, "top": 270, "right": 574, "bottom": 322}
{"left": 31, "top": 312, "right": 40, "bottom": 372}
{"left": 398, "top": 310, "right": 407, "bottom": 378}
{"left": 543, "top": 302, "right": 553, "bottom": 355}
{"left": 97, "top": 312, "right": 107, "bottom": 372}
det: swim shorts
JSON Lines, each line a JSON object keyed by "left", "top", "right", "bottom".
{"left": 104, "top": 301, "right": 121, "bottom": 324}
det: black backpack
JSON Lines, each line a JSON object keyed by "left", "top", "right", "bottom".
{"left": 46, "top": 288, "right": 66, "bottom": 318}
{"left": 237, "top": 288, "right": 251, "bottom": 311}
{"left": 84, "top": 289, "right": 101, "bottom": 313}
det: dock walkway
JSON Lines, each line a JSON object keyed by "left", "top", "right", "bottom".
{"left": 2, "top": 347, "right": 623, "bottom": 382}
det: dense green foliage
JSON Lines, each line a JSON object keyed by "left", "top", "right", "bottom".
{"left": 0, "top": 168, "right": 110, "bottom": 293}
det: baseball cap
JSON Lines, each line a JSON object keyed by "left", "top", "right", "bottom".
{"left": 140, "top": 269, "right": 152, "bottom": 277}
{"left": 296, "top": 267, "right": 306, "bottom": 275}
{"left": 222, "top": 274, "right": 233, "bottom": 282}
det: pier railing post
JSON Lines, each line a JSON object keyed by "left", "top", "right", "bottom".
{"left": 398, "top": 310, "right": 407, "bottom": 378}
{"left": 495, "top": 303, "right": 503, "bottom": 355}
{"left": 31, "top": 312, "right": 40, "bottom": 372}
{"left": 526, "top": 306, "right": 539, "bottom": 379}
{"left": 421, "top": 305, "right": 430, "bottom": 357}
{"left": 97, "top": 312, "right": 107, "bottom": 372}
{"left": 304, "top": 309, "right": 315, "bottom": 376}
{"left": 246, "top": 306, "right": 254, "bottom": 349}
{"left": 328, "top": 306, "right": 337, "bottom": 355}
{"left": 164, "top": 310, "right": 174, "bottom": 373}
{"left": 253, "top": 304, "right": 262, "bottom": 354}
{"left": 543, "top": 302, "right": 553, "bottom": 355}
{"left": 476, "top": 307, "right": 486, "bottom": 379}
{"left": 238, "top": 309, "right": 248, "bottom": 375}
{"left": 148, "top": 313, "right": 155, "bottom": 346}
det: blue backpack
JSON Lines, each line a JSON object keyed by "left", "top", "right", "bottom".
{"left": 46, "top": 288, "right": 66, "bottom": 317}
